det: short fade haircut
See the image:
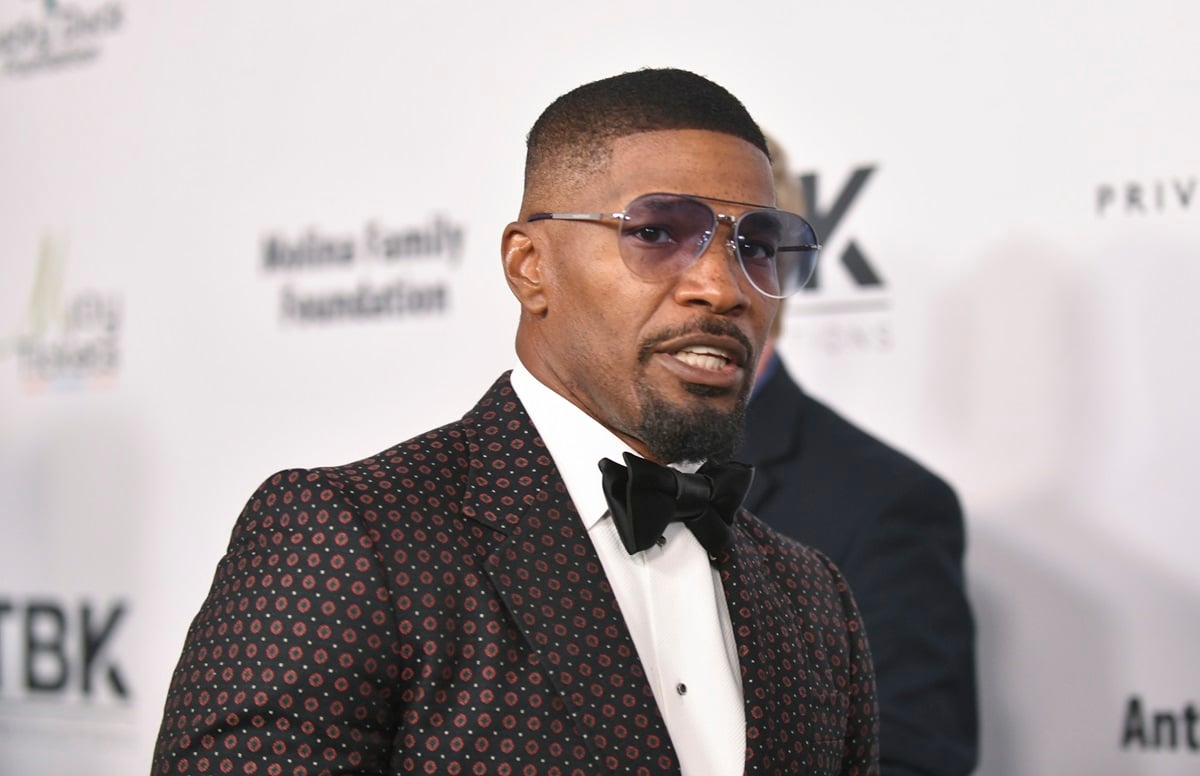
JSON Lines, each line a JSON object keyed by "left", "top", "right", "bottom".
{"left": 523, "top": 68, "right": 769, "bottom": 203}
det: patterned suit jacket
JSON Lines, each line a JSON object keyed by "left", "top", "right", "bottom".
{"left": 152, "top": 373, "right": 879, "bottom": 775}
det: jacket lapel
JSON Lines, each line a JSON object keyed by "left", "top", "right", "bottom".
{"left": 718, "top": 519, "right": 812, "bottom": 773}
{"left": 459, "top": 374, "right": 680, "bottom": 773}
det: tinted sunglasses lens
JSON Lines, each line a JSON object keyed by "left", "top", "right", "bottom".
{"left": 617, "top": 195, "right": 715, "bottom": 279}
{"left": 736, "top": 211, "right": 820, "bottom": 298}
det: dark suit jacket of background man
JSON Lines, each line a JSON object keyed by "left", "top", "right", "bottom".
{"left": 153, "top": 373, "right": 879, "bottom": 775}
{"left": 737, "top": 361, "right": 977, "bottom": 776}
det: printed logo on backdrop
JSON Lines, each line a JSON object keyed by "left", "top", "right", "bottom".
{"left": 787, "top": 165, "right": 893, "bottom": 356}
{"left": 0, "top": 0, "right": 124, "bottom": 76}
{"left": 1096, "top": 175, "right": 1197, "bottom": 217}
{"left": 1, "top": 233, "right": 124, "bottom": 393}
{"left": 0, "top": 596, "right": 133, "bottom": 741}
{"left": 1121, "top": 695, "right": 1200, "bottom": 754}
{"left": 260, "top": 214, "right": 464, "bottom": 325}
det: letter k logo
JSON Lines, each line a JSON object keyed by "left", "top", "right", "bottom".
{"left": 799, "top": 166, "right": 884, "bottom": 291}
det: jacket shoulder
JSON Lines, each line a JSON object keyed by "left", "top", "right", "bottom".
{"left": 236, "top": 373, "right": 528, "bottom": 534}
{"left": 805, "top": 391, "right": 950, "bottom": 489}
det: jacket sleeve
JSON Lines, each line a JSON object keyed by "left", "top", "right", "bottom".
{"left": 825, "top": 554, "right": 881, "bottom": 776}
{"left": 151, "top": 468, "right": 400, "bottom": 775}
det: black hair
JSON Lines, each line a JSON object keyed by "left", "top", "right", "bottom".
{"left": 524, "top": 68, "right": 768, "bottom": 198}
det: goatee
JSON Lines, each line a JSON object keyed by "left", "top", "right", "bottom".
{"left": 633, "top": 317, "right": 756, "bottom": 462}
{"left": 635, "top": 380, "right": 749, "bottom": 463}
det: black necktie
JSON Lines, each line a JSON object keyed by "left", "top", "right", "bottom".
{"left": 598, "top": 452, "right": 754, "bottom": 557}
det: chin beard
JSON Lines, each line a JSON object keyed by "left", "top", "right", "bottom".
{"left": 635, "top": 381, "right": 748, "bottom": 463}
{"left": 632, "top": 316, "right": 757, "bottom": 463}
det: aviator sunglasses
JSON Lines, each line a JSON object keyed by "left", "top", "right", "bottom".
{"left": 528, "top": 192, "right": 821, "bottom": 298}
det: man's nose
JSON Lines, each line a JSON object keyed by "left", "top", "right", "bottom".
{"left": 672, "top": 228, "right": 751, "bottom": 314}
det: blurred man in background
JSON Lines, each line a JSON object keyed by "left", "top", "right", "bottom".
{"left": 737, "top": 137, "right": 978, "bottom": 775}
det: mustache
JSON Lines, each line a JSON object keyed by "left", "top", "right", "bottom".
{"left": 637, "top": 317, "right": 755, "bottom": 365}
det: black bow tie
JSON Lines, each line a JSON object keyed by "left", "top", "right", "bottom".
{"left": 598, "top": 452, "right": 754, "bottom": 557}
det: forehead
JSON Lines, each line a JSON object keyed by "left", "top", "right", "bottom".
{"left": 600, "top": 129, "right": 775, "bottom": 210}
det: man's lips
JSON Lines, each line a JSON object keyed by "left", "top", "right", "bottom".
{"left": 638, "top": 321, "right": 755, "bottom": 387}
{"left": 658, "top": 334, "right": 749, "bottom": 367}
{"left": 652, "top": 334, "right": 750, "bottom": 385}
{"left": 672, "top": 344, "right": 737, "bottom": 372}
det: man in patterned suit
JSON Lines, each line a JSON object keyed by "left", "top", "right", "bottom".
{"left": 153, "top": 68, "right": 879, "bottom": 775}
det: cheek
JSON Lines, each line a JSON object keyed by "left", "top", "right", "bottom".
{"left": 544, "top": 236, "right": 615, "bottom": 303}
{"left": 754, "top": 300, "right": 781, "bottom": 337}
{"left": 557, "top": 266, "right": 647, "bottom": 340}
{"left": 542, "top": 238, "right": 668, "bottom": 360}
{"left": 544, "top": 270, "right": 627, "bottom": 361}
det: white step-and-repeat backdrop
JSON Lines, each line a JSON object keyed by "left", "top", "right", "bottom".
{"left": 2, "top": 2, "right": 1197, "bottom": 773}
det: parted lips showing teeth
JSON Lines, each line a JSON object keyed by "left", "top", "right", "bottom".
{"left": 672, "top": 345, "right": 733, "bottom": 371}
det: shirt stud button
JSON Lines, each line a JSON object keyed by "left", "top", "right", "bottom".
{"left": 676, "top": 682, "right": 687, "bottom": 695}
{"left": 655, "top": 536, "right": 666, "bottom": 547}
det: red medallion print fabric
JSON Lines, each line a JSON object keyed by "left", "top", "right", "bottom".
{"left": 152, "top": 374, "right": 878, "bottom": 774}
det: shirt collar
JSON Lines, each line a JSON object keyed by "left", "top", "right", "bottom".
{"left": 509, "top": 363, "right": 636, "bottom": 531}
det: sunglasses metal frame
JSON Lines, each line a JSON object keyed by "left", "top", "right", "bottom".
{"left": 527, "top": 192, "right": 821, "bottom": 299}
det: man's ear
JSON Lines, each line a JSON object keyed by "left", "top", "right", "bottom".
{"left": 501, "top": 222, "right": 548, "bottom": 315}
